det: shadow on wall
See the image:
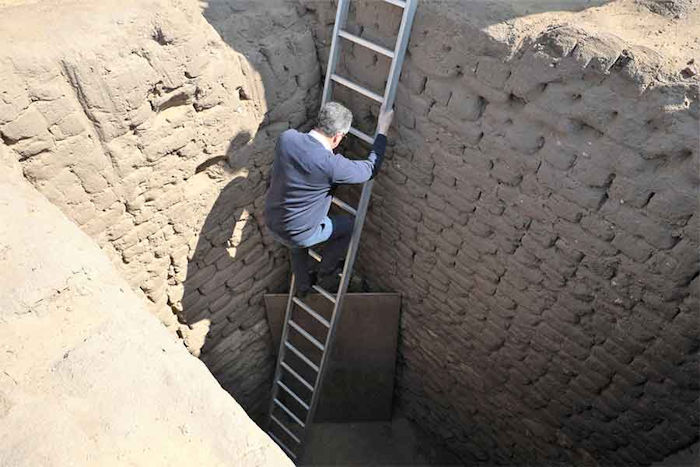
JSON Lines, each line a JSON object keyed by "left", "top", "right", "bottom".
{"left": 179, "top": 0, "right": 321, "bottom": 421}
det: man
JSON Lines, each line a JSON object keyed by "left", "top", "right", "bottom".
{"left": 264, "top": 102, "right": 394, "bottom": 296}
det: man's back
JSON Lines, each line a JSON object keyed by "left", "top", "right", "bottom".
{"left": 264, "top": 129, "right": 377, "bottom": 245}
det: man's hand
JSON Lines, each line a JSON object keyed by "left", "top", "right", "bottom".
{"left": 377, "top": 108, "right": 394, "bottom": 135}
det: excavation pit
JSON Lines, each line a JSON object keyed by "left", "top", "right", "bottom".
{"left": 0, "top": 0, "right": 698, "bottom": 465}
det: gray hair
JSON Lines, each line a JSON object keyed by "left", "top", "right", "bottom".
{"left": 315, "top": 102, "right": 353, "bottom": 137}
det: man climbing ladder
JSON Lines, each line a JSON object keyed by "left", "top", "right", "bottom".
{"left": 264, "top": 0, "right": 418, "bottom": 460}
{"left": 264, "top": 103, "right": 394, "bottom": 296}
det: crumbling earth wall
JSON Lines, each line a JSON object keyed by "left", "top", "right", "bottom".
{"left": 0, "top": 0, "right": 319, "bottom": 416}
{"left": 305, "top": 0, "right": 699, "bottom": 464}
{"left": 0, "top": 146, "right": 292, "bottom": 467}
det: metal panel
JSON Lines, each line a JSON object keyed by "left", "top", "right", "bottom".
{"left": 265, "top": 293, "right": 400, "bottom": 422}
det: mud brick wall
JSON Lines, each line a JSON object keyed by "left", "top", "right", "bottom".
{"left": 0, "top": 0, "right": 320, "bottom": 416}
{"left": 306, "top": 2, "right": 699, "bottom": 464}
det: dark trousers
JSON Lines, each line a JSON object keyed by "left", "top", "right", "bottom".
{"left": 290, "top": 214, "right": 354, "bottom": 291}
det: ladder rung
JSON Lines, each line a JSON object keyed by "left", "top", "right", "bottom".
{"left": 308, "top": 249, "right": 322, "bottom": 262}
{"left": 278, "top": 379, "right": 310, "bottom": 411}
{"left": 289, "top": 320, "right": 326, "bottom": 351}
{"left": 274, "top": 398, "right": 306, "bottom": 427}
{"left": 280, "top": 361, "right": 314, "bottom": 392}
{"left": 312, "top": 284, "right": 337, "bottom": 304}
{"left": 338, "top": 30, "right": 395, "bottom": 58}
{"left": 285, "top": 341, "right": 320, "bottom": 372}
{"left": 268, "top": 430, "right": 298, "bottom": 459}
{"left": 293, "top": 297, "right": 331, "bottom": 328}
{"left": 347, "top": 126, "right": 375, "bottom": 145}
{"left": 331, "top": 73, "right": 384, "bottom": 103}
{"left": 332, "top": 196, "right": 358, "bottom": 215}
{"left": 270, "top": 415, "right": 302, "bottom": 444}
{"left": 383, "top": 0, "right": 407, "bottom": 7}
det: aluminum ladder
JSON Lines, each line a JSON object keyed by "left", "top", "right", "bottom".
{"left": 266, "top": 0, "right": 418, "bottom": 460}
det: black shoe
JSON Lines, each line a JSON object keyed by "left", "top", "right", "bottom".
{"left": 298, "top": 286, "right": 311, "bottom": 298}
{"left": 297, "top": 271, "right": 317, "bottom": 298}
{"left": 317, "top": 268, "right": 341, "bottom": 293}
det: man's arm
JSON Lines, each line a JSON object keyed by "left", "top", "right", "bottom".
{"left": 329, "top": 109, "right": 393, "bottom": 184}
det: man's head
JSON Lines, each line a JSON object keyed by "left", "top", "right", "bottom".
{"left": 315, "top": 102, "right": 353, "bottom": 149}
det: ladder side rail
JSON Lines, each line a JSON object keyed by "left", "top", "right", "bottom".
{"left": 301, "top": 176, "right": 373, "bottom": 431}
{"left": 321, "top": 0, "right": 351, "bottom": 106}
{"left": 375, "top": 0, "right": 418, "bottom": 122}
{"left": 268, "top": 430, "right": 297, "bottom": 460}
{"left": 379, "top": 0, "right": 418, "bottom": 123}
{"left": 266, "top": 274, "right": 298, "bottom": 432}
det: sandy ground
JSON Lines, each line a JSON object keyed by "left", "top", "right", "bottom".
{"left": 419, "top": 0, "right": 700, "bottom": 74}
{"left": 2, "top": 0, "right": 697, "bottom": 73}
{"left": 0, "top": 153, "right": 291, "bottom": 466}
{"left": 503, "top": 0, "right": 699, "bottom": 71}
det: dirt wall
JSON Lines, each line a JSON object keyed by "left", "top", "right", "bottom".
{"left": 0, "top": 147, "right": 292, "bottom": 467}
{"left": 305, "top": 0, "right": 699, "bottom": 464}
{"left": 0, "top": 0, "right": 319, "bottom": 416}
